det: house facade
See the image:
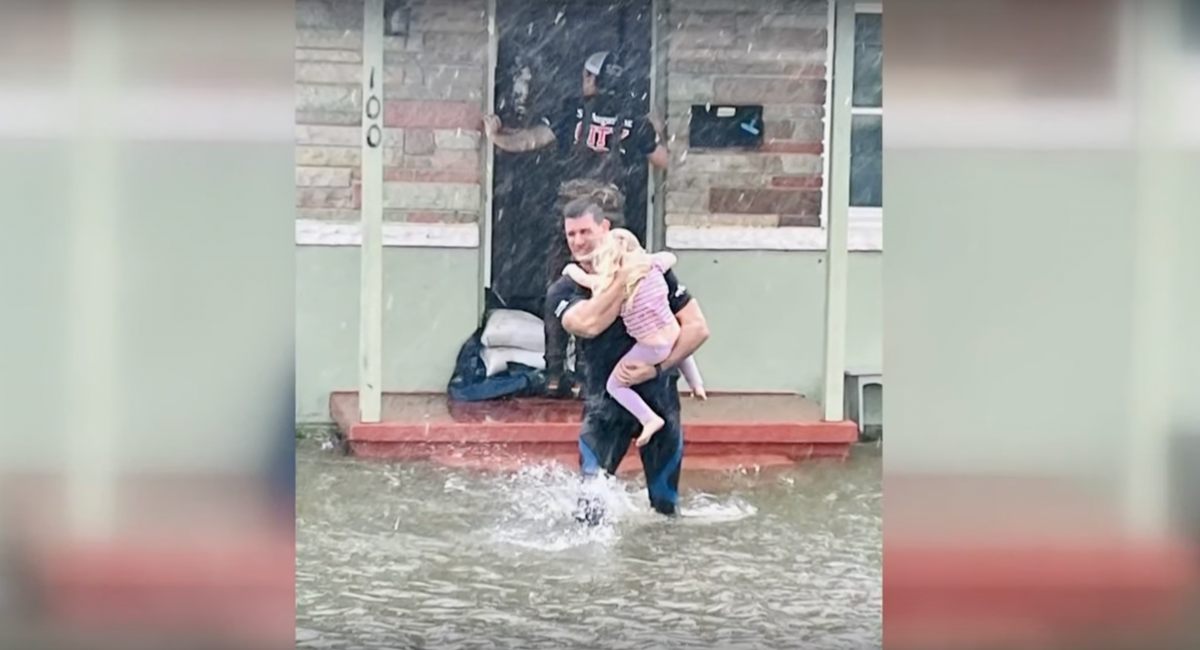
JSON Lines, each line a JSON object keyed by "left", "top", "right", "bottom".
{"left": 294, "top": 0, "right": 884, "bottom": 422}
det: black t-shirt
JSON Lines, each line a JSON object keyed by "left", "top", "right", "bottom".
{"left": 541, "top": 97, "right": 660, "bottom": 187}
{"left": 545, "top": 269, "right": 693, "bottom": 398}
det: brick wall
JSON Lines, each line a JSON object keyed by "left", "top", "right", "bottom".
{"left": 663, "top": 0, "right": 829, "bottom": 230}
{"left": 295, "top": 0, "right": 487, "bottom": 229}
{"left": 296, "top": 0, "right": 830, "bottom": 236}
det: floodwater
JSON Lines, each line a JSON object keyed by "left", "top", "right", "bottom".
{"left": 296, "top": 440, "right": 882, "bottom": 649}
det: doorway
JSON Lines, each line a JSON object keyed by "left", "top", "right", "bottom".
{"left": 487, "top": 0, "right": 653, "bottom": 313}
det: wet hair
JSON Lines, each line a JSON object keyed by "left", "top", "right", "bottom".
{"left": 589, "top": 228, "right": 654, "bottom": 306}
{"left": 560, "top": 184, "right": 625, "bottom": 228}
{"left": 561, "top": 197, "right": 605, "bottom": 224}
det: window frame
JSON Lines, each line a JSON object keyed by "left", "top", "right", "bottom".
{"left": 848, "top": 1, "right": 883, "bottom": 226}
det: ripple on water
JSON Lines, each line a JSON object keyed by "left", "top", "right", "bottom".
{"left": 297, "top": 442, "right": 882, "bottom": 648}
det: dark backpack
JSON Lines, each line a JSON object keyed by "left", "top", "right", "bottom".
{"left": 446, "top": 323, "right": 546, "bottom": 402}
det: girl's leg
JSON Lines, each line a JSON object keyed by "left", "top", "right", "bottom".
{"left": 606, "top": 342, "right": 670, "bottom": 423}
{"left": 677, "top": 355, "right": 707, "bottom": 399}
{"left": 677, "top": 355, "right": 703, "bottom": 390}
{"left": 606, "top": 342, "right": 672, "bottom": 446}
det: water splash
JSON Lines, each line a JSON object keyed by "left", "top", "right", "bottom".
{"left": 485, "top": 463, "right": 643, "bottom": 551}
{"left": 679, "top": 492, "right": 757, "bottom": 523}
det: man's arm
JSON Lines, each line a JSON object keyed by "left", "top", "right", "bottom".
{"left": 658, "top": 299, "right": 709, "bottom": 370}
{"left": 614, "top": 299, "right": 709, "bottom": 386}
{"left": 647, "top": 143, "right": 669, "bottom": 170}
{"left": 636, "top": 115, "right": 669, "bottom": 170}
{"left": 483, "top": 115, "right": 556, "bottom": 153}
{"left": 560, "top": 269, "right": 627, "bottom": 338}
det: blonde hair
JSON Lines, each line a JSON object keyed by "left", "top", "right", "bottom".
{"left": 588, "top": 229, "right": 654, "bottom": 307}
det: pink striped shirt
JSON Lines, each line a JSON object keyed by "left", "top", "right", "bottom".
{"left": 621, "top": 258, "right": 674, "bottom": 339}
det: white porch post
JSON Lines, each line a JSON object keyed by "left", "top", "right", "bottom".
{"left": 1124, "top": 0, "right": 1180, "bottom": 537}
{"left": 66, "top": 1, "right": 119, "bottom": 539}
{"left": 646, "top": 0, "right": 668, "bottom": 252}
{"left": 481, "top": 0, "right": 497, "bottom": 304}
{"left": 820, "top": 0, "right": 855, "bottom": 421}
{"left": 359, "top": 0, "right": 385, "bottom": 423}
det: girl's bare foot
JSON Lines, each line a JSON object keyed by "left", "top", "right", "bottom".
{"left": 635, "top": 414, "right": 665, "bottom": 447}
{"left": 693, "top": 387, "right": 707, "bottom": 401}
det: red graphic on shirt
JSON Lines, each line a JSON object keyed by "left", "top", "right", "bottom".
{"left": 586, "top": 124, "right": 615, "bottom": 151}
{"left": 572, "top": 116, "right": 633, "bottom": 153}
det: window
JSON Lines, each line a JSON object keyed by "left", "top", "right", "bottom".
{"left": 850, "top": 3, "right": 882, "bottom": 217}
{"left": 886, "top": 0, "right": 1121, "bottom": 101}
{"left": 1186, "top": 0, "right": 1200, "bottom": 51}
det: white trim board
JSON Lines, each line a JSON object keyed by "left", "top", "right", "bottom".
{"left": 885, "top": 99, "right": 1135, "bottom": 150}
{"left": 0, "top": 86, "right": 294, "bottom": 141}
{"left": 295, "top": 219, "right": 480, "bottom": 248}
{"left": 666, "top": 221, "right": 882, "bottom": 252}
{"left": 816, "top": 0, "right": 836, "bottom": 261}
{"left": 890, "top": 84, "right": 1200, "bottom": 151}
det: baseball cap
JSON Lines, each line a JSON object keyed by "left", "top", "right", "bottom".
{"left": 584, "top": 51, "right": 609, "bottom": 76}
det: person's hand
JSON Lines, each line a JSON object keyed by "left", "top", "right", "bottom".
{"left": 614, "top": 358, "right": 658, "bottom": 387}
{"left": 482, "top": 114, "right": 502, "bottom": 138}
{"left": 563, "top": 263, "right": 584, "bottom": 280}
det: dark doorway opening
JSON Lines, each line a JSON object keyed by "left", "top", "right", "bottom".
{"left": 487, "top": 0, "right": 653, "bottom": 314}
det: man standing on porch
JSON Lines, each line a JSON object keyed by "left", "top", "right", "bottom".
{"left": 483, "top": 51, "right": 669, "bottom": 397}
{"left": 545, "top": 198, "right": 709, "bottom": 521}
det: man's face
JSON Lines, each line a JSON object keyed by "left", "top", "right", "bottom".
{"left": 582, "top": 71, "right": 598, "bottom": 98}
{"left": 564, "top": 212, "right": 608, "bottom": 263}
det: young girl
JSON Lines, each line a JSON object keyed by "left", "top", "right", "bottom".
{"left": 563, "top": 229, "right": 706, "bottom": 447}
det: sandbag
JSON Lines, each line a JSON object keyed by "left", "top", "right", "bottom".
{"left": 480, "top": 308, "right": 545, "bottom": 352}
{"left": 481, "top": 345, "right": 545, "bottom": 377}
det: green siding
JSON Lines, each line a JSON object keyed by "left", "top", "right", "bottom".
{"left": 294, "top": 246, "right": 883, "bottom": 423}
{"left": 3, "top": 143, "right": 295, "bottom": 472}
{"left": 295, "top": 246, "right": 480, "bottom": 422}
{"left": 886, "top": 151, "right": 1138, "bottom": 476}
{"left": 671, "top": 251, "right": 882, "bottom": 399}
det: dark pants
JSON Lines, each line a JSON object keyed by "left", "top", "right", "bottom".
{"left": 576, "top": 375, "right": 684, "bottom": 517}
{"left": 543, "top": 228, "right": 573, "bottom": 380}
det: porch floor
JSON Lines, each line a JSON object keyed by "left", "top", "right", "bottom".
{"left": 330, "top": 391, "right": 858, "bottom": 473}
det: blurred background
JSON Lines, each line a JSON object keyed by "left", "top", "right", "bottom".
{"left": 0, "top": 1, "right": 296, "bottom": 648}
{"left": 0, "top": 0, "right": 1197, "bottom": 647}
{"left": 886, "top": 0, "right": 1200, "bottom": 647}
